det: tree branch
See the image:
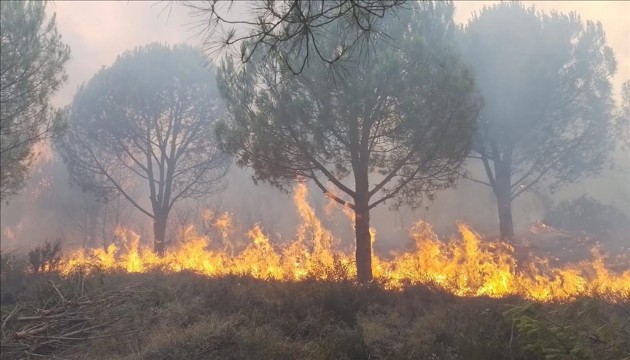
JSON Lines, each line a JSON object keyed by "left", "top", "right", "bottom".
{"left": 310, "top": 170, "right": 355, "bottom": 209}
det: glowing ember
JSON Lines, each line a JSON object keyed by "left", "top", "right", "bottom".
{"left": 59, "top": 184, "right": 630, "bottom": 302}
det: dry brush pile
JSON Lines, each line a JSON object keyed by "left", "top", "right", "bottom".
{"left": 1, "top": 272, "right": 171, "bottom": 359}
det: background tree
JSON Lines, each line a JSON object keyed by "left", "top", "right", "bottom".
{"left": 617, "top": 80, "right": 629, "bottom": 149}
{"left": 217, "top": 1, "right": 480, "bottom": 283}
{"left": 57, "top": 44, "right": 230, "bottom": 255}
{"left": 181, "top": 0, "right": 405, "bottom": 75}
{"left": 543, "top": 195, "right": 629, "bottom": 249}
{"left": 460, "top": 2, "right": 617, "bottom": 239}
{"left": 0, "top": 0, "right": 70, "bottom": 200}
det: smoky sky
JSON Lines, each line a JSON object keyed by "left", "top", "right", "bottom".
{"left": 2, "top": 1, "right": 626, "bottom": 251}
{"left": 47, "top": 1, "right": 629, "bottom": 109}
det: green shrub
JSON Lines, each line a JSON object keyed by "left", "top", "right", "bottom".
{"left": 505, "top": 299, "right": 630, "bottom": 360}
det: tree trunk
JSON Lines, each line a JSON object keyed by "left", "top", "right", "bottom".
{"left": 354, "top": 196, "right": 372, "bottom": 284}
{"left": 495, "top": 166, "right": 514, "bottom": 240}
{"left": 496, "top": 189, "right": 513, "bottom": 240}
{"left": 153, "top": 211, "right": 168, "bottom": 256}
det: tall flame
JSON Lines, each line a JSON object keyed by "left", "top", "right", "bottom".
{"left": 59, "top": 184, "right": 630, "bottom": 302}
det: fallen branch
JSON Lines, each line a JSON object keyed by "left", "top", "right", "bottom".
{"left": 14, "top": 324, "right": 49, "bottom": 339}
{"left": 17, "top": 313, "right": 89, "bottom": 321}
{"left": 1, "top": 305, "right": 20, "bottom": 331}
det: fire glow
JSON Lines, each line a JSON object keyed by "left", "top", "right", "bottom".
{"left": 59, "top": 185, "right": 630, "bottom": 302}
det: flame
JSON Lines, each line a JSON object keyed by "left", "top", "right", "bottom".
{"left": 58, "top": 184, "right": 630, "bottom": 302}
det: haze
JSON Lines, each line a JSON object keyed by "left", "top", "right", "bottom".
{"left": 1, "top": 1, "right": 628, "bottom": 255}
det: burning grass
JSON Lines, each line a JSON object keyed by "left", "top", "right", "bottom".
{"left": 54, "top": 184, "right": 630, "bottom": 302}
{"left": 1, "top": 272, "right": 629, "bottom": 360}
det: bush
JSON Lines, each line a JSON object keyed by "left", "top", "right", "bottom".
{"left": 0, "top": 250, "right": 23, "bottom": 277}
{"left": 27, "top": 240, "right": 62, "bottom": 273}
{"left": 504, "top": 299, "right": 630, "bottom": 360}
{"left": 543, "top": 195, "right": 629, "bottom": 245}
{"left": 0, "top": 251, "right": 28, "bottom": 304}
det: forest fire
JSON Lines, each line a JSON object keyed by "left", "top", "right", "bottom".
{"left": 58, "top": 185, "right": 630, "bottom": 302}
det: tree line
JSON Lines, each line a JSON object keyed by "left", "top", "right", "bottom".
{"left": 2, "top": 1, "right": 627, "bottom": 283}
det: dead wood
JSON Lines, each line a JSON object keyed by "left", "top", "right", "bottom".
{"left": 1, "top": 282, "right": 150, "bottom": 358}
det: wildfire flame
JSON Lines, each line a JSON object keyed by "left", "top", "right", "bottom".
{"left": 59, "top": 184, "right": 630, "bottom": 302}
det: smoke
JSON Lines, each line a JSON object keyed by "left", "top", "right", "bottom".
{"left": 1, "top": 1, "right": 628, "bottom": 255}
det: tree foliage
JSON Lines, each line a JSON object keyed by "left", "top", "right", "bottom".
{"left": 460, "top": 2, "right": 617, "bottom": 239}
{"left": 57, "top": 44, "right": 229, "bottom": 254}
{"left": 0, "top": 0, "right": 70, "bottom": 200}
{"left": 218, "top": 1, "right": 480, "bottom": 282}
{"left": 182, "top": 0, "right": 406, "bottom": 76}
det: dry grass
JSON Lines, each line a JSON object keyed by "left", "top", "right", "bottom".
{"left": 1, "top": 270, "right": 628, "bottom": 360}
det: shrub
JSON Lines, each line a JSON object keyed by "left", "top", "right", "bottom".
{"left": 0, "top": 250, "right": 28, "bottom": 304}
{"left": 543, "top": 195, "right": 629, "bottom": 245}
{"left": 504, "top": 299, "right": 630, "bottom": 360}
{"left": 27, "top": 240, "right": 62, "bottom": 273}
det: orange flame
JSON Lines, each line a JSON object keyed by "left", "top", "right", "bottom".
{"left": 59, "top": 184, "right": 630, "bottom": 302}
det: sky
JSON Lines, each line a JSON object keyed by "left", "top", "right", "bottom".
{"left": 48, "top": 1, "right": 629, "bottom": 109}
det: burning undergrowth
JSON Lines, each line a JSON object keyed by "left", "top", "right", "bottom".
{"left": 53, "top": 185, "right": 629, "bottom": 302}
{"left": 2, "top": 185, "right": 629, "bottom": 359}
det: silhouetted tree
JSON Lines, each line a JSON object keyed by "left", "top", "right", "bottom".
{"left": 218, "top": 1, "right": 480, "bottom": 283}
{"left": 28, "top": 240, "right": 62, "bottom": 273}
{"left": 181, "top": 0, "right": 405, "bottom": 76}
{"left": 460, "top": 2, "right": 617, "bottom": 239}
{"left": 0, "top": 0, "right": 70, "bottom": 200}
{"left": 618, "top": 80, "right": 629, "bottom": 149}
{"left": 57, "top": 44, "right": 229, "bottom": 255}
